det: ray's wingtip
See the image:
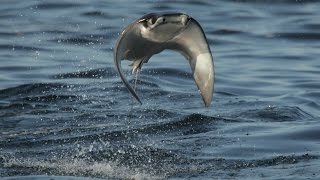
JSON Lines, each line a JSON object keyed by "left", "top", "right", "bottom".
{"left": 203, "top": 99, "right": 212, "bottom": 107}
{"left": 137, "top": 98, "right": 143, "bottom": 105}
{"left": 204, "top": 102, "right": 211, "bottom": 107}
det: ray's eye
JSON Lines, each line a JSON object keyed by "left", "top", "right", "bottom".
{"left": 148, "top": 16, "right": 157, "bottom": 25}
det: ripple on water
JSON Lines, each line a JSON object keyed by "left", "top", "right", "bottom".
{"left": 237, "top": 106, "right": 313, "bottom": 122}
{"left": 32, "top": 2, "right": 85, "bottom": 10}
{"left": 81, "top": 11, "right": 114, "bottom": 19}
{"left": 304, "top": 23, "right": 320, "bottom": 31}
{"left": 0, "top": 83, "right": 66, "bottom": 99}
{"left": 0, "top": 44, "right": 48, "bottom": 52}
{"left": 274, "top": 32, "right": 320, "bottom": 41}
{"left": 52, "top": 68, "right": 117, "bottom": 79}
{"left": 51, "top": 34, "right": 109, "bottom": 46}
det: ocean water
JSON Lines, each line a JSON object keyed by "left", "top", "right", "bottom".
{"left": 1, "top": 0, "right": 320, "bottom": 179}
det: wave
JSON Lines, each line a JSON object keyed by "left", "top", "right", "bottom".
{"left": 142, "top": 67, "right": 192, "bottom": 79}
{"left": 81, "top": 11, "right": 114, "bottom": 19}
{"left": 1, "top": 156, "right": 163, "bottom": 179}
{"left": 155, "top": 0, "right": 212, "bottom": 6}
{"left": 52, "top": 67, "right": 192, "bottom": 80}
{"left": 304, "top": 23, "right": 320, "bottom": 31}
{"left": 208, "top": 29, "right": 245, "bottom": 35}
{"left": 51, "top": 36, "right": 108, "bottom": 46}
{"left": 52, "top": 68, "right": 116, "bottom": 79}
{"left": 0, "top": 44, "right": 48, "bottom": 52}
{"left": 1, "top": 148, "right": 317, "bottom": 179}
{"left": 0, "top": 83, "right": 66, "bottom": 98}
{"left": 31, "top": 2, "right": 84, "bottom": 10}
{"left": 237, "top": 106, "right": 313, "bottom": 122}
{"left": 1, "top": 176, "right": 105, "bottom": 180}
{"left": 274, "top": 32, "right": 320, "bottom": 41}
{"left": 226, "top": 0, "right": 318, "bottom": 4}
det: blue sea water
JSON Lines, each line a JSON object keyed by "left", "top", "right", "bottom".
{"left": 1, "top": 0, "right": 320, "bottom": 179}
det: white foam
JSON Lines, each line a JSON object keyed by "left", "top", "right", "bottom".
{"left": 3, "top": 157, "right": 164, "bottom": 180}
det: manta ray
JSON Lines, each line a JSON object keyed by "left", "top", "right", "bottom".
{"left": 114, "top": 12, "right": 214, "bottom": 107}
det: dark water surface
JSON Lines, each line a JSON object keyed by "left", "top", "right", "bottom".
{"left": 1, "top": 0, "right": 320, "bottom": 179}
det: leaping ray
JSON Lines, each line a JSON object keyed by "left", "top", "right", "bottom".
{"left": 114, "top": 12, "right": 214, "bottom": 106}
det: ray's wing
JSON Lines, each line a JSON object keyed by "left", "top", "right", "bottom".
{"left": 114, "top": 25, "right": 142, "bottom": 105}
{"left": 168, "top": 18, "right": 214, "bottom": 106}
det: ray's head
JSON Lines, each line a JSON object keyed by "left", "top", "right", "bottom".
{"left": 135, "top": 13, "right": 190, "bottom": 43}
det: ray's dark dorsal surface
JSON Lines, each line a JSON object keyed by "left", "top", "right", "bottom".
{"left": 114, "top": 12, "right": 214, "bottom": 106}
